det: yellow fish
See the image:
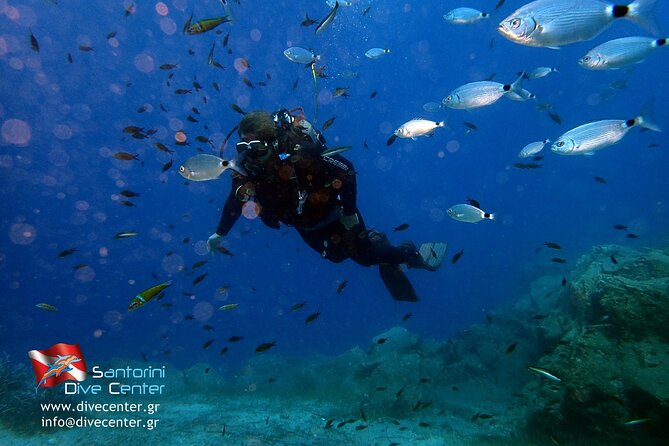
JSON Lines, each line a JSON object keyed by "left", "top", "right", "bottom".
{"left": 218, "top": 303, "right": 239, "bottom": 311}
{"left": 129, "top": 281, "right": 172, "bottom": 310}
{"left": 36, "top": 303, "right": 59, "bottom": 312}
{"left": 185, "top": 16, "right": 231, "bottom": 35}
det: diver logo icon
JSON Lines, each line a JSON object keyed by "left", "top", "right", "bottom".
{"left": 28, "top": 343, "right": 87, "bottom": 393}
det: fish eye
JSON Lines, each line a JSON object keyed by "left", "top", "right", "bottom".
{"left": 583, "top": 56, "right": 591, "bottom": 62}
{"left": 446, "top": 96, "right": 452, "bottom": 102}
{"left": 179, "top": 166, "right": 185, "bottom": 172}
{"left": 556, "top": 141, "right": 564, "bottom": 147}
{"left": 510, "top": 18, "right": 521, "bottom": 29}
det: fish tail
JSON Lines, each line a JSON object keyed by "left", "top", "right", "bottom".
{"left": 507, "top": 72, "right": 524, "bottom": 95}
{"left": 626, "top": 0, "right": 659, "bottom": 35}
{"left": 484, "top": 213, "right": 494, "bottom": 220}
{"left": 436, "top": 121, "right": 445, "bottom": 128}
{"left": 635, "top": 100, "right": 662, "bottom": 132}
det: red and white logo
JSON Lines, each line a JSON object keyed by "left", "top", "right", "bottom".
{"left": 28, "top": 343, "right": 87, "bottom": 392}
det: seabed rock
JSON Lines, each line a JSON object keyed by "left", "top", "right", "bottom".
{"left": 523, "top": 245, "right": 669, "bottom": 445}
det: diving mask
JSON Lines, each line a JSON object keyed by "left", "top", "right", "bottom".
{"left": 236, "top": 140, "right": 270, "bottom": 156}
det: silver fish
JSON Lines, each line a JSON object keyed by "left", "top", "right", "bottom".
{"left": 422, "top": 102, "right": 444, "bottom": 113}
{"left": 365, "top": 48, "right": 390, "bottom": 59}
{"left": 447, "top": 204, "right": 494, "bottom": 223}
{"left": 551, "top": 114, "right": 660, "bottom": 156}
{"left": 443, "top": 7, "right": 489, "bottom": 25}
{"left": 283, "top": 47, "right": 319, "bottom": 65}
{"left": 321, "top": 145, "right": 352, "bottom": 157}
{"left": 394, "top": 119, "right": 445, "bottom": 139}
{"left": 498, "top": 0, "right": 658, "bottom": 48}
{"left": 316, "top": 1, "right": 339, "bottom": 35}
{"left": 443, "top": 74, "right": 525, "bottom": 110}
{"left": 527, "top": 66, "right": 559, "bottom": 79}
{"left": 179, "top": 154, "right": 243, "bottom": 181}
{"left": 579, "top": 36, "right": 667, "bottom": 70}
{"left": 526, "top": 365, "right": 561, "bottom": 382}
{"left": 519, "top": 139, "right": 550, "bottom": 158}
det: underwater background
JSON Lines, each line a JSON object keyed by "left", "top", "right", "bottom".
{"left": 1, "top": 0, "right": 668, "bottom": 445}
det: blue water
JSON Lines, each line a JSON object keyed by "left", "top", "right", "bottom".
{"left": 1, "top": 0, "right": 668, "bottom": 375}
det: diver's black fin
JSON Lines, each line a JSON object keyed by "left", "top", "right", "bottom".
{"left": 379, "top": 264, "right": 419, "bottom": 302}
{"left": 418, "top": 242, "right": 447, "bottom": 271}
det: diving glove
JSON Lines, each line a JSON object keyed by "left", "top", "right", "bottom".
{"left": 207, "top": 233, "right": 223, "bottom": 253}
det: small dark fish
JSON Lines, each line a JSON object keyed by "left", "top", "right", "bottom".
{"left": 493, "top": 0, "right": 507, "bottom": 12}
{"left": 336, "top": 421, "right": 348, "bottom": 428}
{"left": 505, "top": 341, "right": 518, "bottom": 354}
{"left": 214, "top": 245, "right": 234, "bottom": 256}
{"left": 230, "top": 104, "right": 247, "bottom": 115}
{"left": 255, "top": 341, "right": 277, "bottom": 352}
{"left": 627, "top": 233, "right": 639, "bottom": 239}
{"left": 561, "top": 277, "right": 567, "bottom": 286}
{"left": 322, "top": 115, "right": 336, "bottom": 131}
{"left": 204, "top": 367, "right": 210, "bottom": 374}
{"left": 336, "top": 280, "right": 347, "bottom": 294}
{"left": 78, "top": 45, "right": 94, "bottom": 52}
{"left": 219, "top": 347, "right": 229, "bottom": 355}
{"left": 648, "top": 143, "right": 660, "bottom": 148}
{"left": 67, "top": 52, "right": 73, "bottom": 63}
{"left": 551, "top": 258, "right": 567, "bottom": 264}
{"left": 228, "top": 336, "right": 243, "bottom": 342}
{"left": 291, "top": 302, "right": 307, "bottom": 311}
{"left": 370, "top": 90, "right": 378, "bottom": 99}
{"left": 186, "top": 115, "right": 199, "bottom": 123}
{"left": 418, "top": 422, "right": 430, "bottom": 428}
{"left": 451, "top": 249, "right": 464, "bottom": 264}
{"left": 159, "top": 303, "right": 172, "bottom": 308}
{"left": 355, "top": 425, "right": 368, "bottom": 431}
{"left": 613, "top": 224, "right": 627, "bottom": 230}
{"left": 463, "top": 121, "right": 478, "bottom": 131}
{"left": 292, "top": 77, "right": 299, "bottom": 90}
{"left": 324, "top": 419, "right": 335, "bottom": 429}
{"left": 392, "top": 223, "right": 409, "bottom": 232}
{"left": 57, "top": 248, "right": 77, "bottom": 258}
{"left": 359, "top": 407, "right": 367, "bottom": 422}
{"left": 376, "top": 387, "right": 387, "bottom": 391}
{"left": 395, "top": 385, "right": 406, "bottom": 398}
{"left": 162, "top": 159, "right": 173, "bottom": 172}
{"left": 386, "top": 134, "right": 398, "bottom": 146}
{"left": 202, "top": 339, "right": 214, "bottom": 349}
{"left": 376, "top": 338, "right": 387, "bottom": 344}
{"left": 192, "top": 260, "right": 208, "bottom": 269}
{"left": 548, "top": 111, "right": 562, "bottom": 124}
{"left": 610, "top": 255, "right": 618, "bottom": 265}
{"left": 203, "top": 324, "right": 214, "bottom": 331}
{"left": 106, "top": 31, "right": 117, "bottom": 40}
{"left": 29, "top": 31, "right": 39, "bottom": 52}
{"left": 402, "top": 313, "right": 411, "bottom": 321}
{"left": 363, "top": 6, "right": 371, "bottom": 16}
{"left": 466, "top": 196, "right": 481, "bottom": 209}
{"left": 486, "top": 315, "right": 492, "bottom": 324}
{"left": 242, "top": 77, "right": 254, "bottom": 88}
{"left": 212, "top": 82, "right": 220, "bottom": 92}
{"left": 114, "top": 152, "right": 139, "bottom": 161}
{"left": 192, "top": 272, "right": 208, "bottom": 286}
{"left": 363, "top": 140, "right": 369, "bottom": 150}
{"left": 305, "top": 310, "right": 321, "bottom": 324}
{"left": 543, "top": 242, "right": 561, "bottom": 250}
{"left": 154, "top": 142, "right": 174, "bottom": 154}
{"left": 72, "top": 263, "right": 89, "bottom": 270}
{"left": 160, "top": 63, "right": 178, "bottom": 70}
{"left": 174, "top": 88, "right": 192, "bottom": 95}
{"left": 593, "top": 176, "right": 607, "bottom": 184}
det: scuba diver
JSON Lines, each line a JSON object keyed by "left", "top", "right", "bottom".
{"left": 206, "top": 109, "right": 447, "bottom": 301}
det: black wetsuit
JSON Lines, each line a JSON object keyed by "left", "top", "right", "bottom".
{"left": 215, "top": 140, "right": 411, "bottom": 267}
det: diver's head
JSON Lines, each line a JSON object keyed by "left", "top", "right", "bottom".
{"left": 236, "top": 111, "right": 278, "bottom": 174}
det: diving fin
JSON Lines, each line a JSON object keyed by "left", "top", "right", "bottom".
{"left": 418, "top": 242, "right": 448, "bottom": 272}
{"left": 379, "top": 264, "right": 419, "bottom": 302}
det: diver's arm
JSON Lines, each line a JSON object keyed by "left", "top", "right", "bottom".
{"left": 332, "top": 154, "right": 357, "bottom": 216}
{"left": 215, "top": 177, "right": 245, "bottom": 236}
